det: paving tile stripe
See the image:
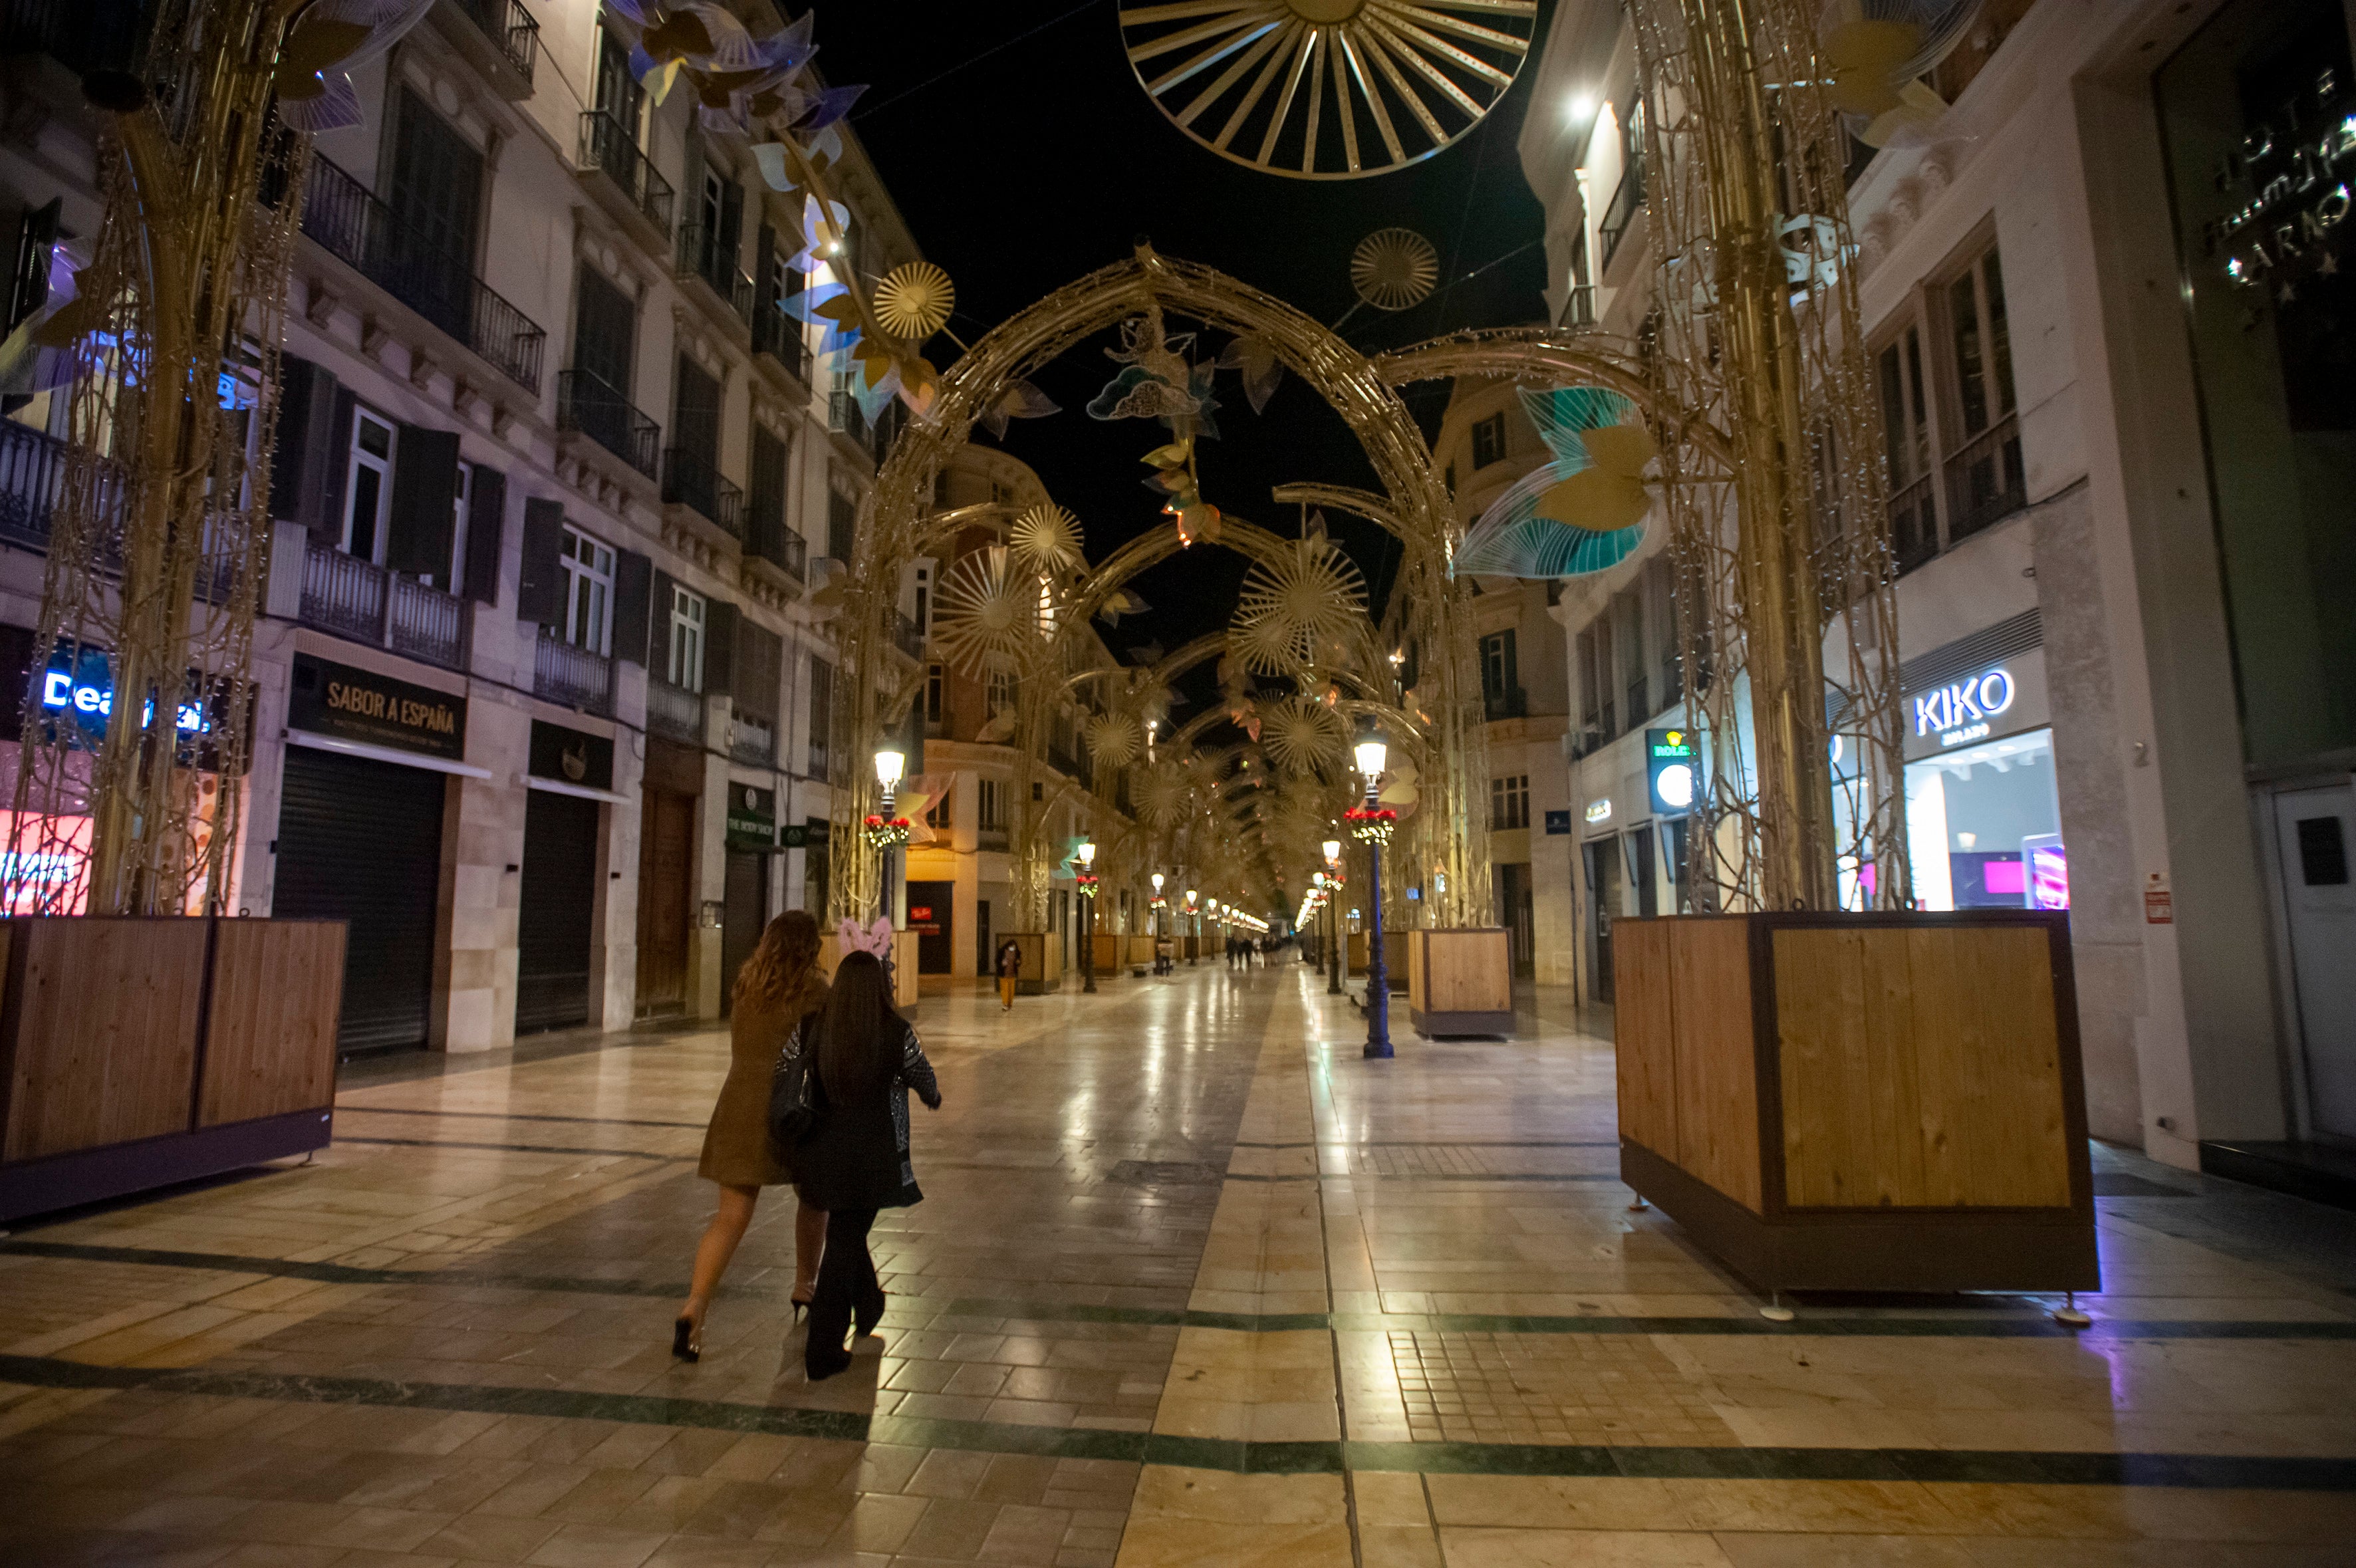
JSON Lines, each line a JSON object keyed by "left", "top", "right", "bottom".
{"left": 336, "top": 1106, "right": 712, "bottom": 1130}
{"left": 2, "top": 1355, "right": 2349, "bottom": 1490}
{"left": 6, "top": 1240, "right": 2353, "bottom": 1341}
{"left": 334, "top": 1136, "right": 686, "bottom": 1158}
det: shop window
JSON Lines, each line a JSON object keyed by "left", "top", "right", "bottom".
{"left": 1471, "top": 412, "right": 1506, "bottom": 469}
{"left": 1490, "top": 774, "right": 1529, "bottom": 831}
{"left": 343, "top": 408, "right": 396, "bottom": 563}
{"left": 926, "top": 789, "right": 951, "bottom": 830}
{"left": 985, "top": 668, "right": 1014, "bottom": 718}
{"left": 1904, "top": 728, "right": 2065, "bottom": 911}
{"left": 559, "top": 525, "right": 615, "bottom": 654}
{"left": 667, "top": 583, "right": 706, "bottom": 691}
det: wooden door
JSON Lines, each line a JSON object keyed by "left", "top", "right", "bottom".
{"left": 636, "top": 787, "right": 693, "bottom": 1015}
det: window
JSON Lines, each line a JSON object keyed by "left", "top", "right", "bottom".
{"left": 343, "top": 408, "right": 395, "bottom": 562}
{"left": 1877, "top": 324, "right": 1937, "bottom": 570}
{"left": 926, "top": 789, "right": 951, "bottom": 831}
{"left": 1490, "top": 774, "right": 1530, "bottom": 831}
{"left": 1647, "top": 557, "right": 1681, "bottom": 708}
{"left": 978, "top": 778, "right": 1006, "bottom": 833}
{"left": 925, "top": 661, "right": 944, "bottom": 726}
{"left": 827, "top": 483, "right": 856, "bottom": 562}
{"left": 806, "top": 654, "right": 833, "bottom": 778}
{"left": 559, "top": 525, "right": 614, "bottom": 654}
{"left": 1443, "top": 461, "right": 1456, "bottom": 497}
{"left": 667, "top": 583, "right": 706, "bottom": 690}
{"left": 1942, "top": 240, "right": 2024, "bottom": 540}
{"left": 1480, "top": 629, "right": 1518, "bottom": 706}
{"left": 914, "top": 562, "right": 932, "bottom": 634}
{"left": 1471, "top": 412, "right": 1506, "bottom": 469}
{"left": 1617, "top": 585, "right": 1648, "bottom": 722}
{"left": 985, "top": 669, "right": 1014, "bottom": 718}
{"left": 448, "top": 459, "right": 473, "bottom": 596}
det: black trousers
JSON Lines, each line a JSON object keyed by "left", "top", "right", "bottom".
{"left": 805, "top": 1205, "right": 882, "bottom": 1376}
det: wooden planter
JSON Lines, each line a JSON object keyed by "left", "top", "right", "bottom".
{"left": 1612, "top": 911, "right": 2097, "bottom": 1294}
{"left": 819, "top": 930, "right": 922, "bottom": 1007}
{"left": 1408, "top": 928, "right": 1514, "bottom": 1037}
{"left": 0, "top": 917, "right": 346, "bottom": 1222}
{"left": 991, "top": 932, "right": 1061, "bottom": 995}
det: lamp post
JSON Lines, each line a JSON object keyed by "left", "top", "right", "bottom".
{"left": 1150, "top": 871, "right": 1165, "bottom": 975}
{"left": 1184, "top": 888, "right": 1197, "bottom": 966}
{"left": 1077, "top": 839, "right": 1098, "bottom": 994}
{"left": 874, "top": 747, "right": 906, "bottom": 930}
{"left": 1323, "top": 837, "right": 1344, "bottom": 995}
{"left": 1354, "top": 737, "right": 1392, "bottom": 1059}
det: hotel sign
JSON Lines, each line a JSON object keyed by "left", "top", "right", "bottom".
{"left": 288, "top": 654, "right": 466, "bottom": 761}
{"left": 1912, "top": 666, "right": 2016, "bottom": 749}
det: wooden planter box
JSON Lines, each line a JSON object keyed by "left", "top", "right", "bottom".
{"left": 819, "top": 929, "right": 922, "bottom": 1007}
{"left": 1408, "top": 928, "right": 1514, "bottom": 1037}
{"left": 992, "top": 932, "right": 1061, "bottom": 995}
{"left": 0, "top": 917, "right": 346, "bottom": 1222}
{"left": 1612, "top": 911, "right": 2097, "bottom": 1294}
{"left": 1347, "top": 929, "right": 1408, "bottom": 985}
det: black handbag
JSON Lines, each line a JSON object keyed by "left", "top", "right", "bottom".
{"left": 769, "top": 1022, "right": 823, "bottom": 1144}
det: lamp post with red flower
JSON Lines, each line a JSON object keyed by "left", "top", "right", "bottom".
{"left": 870, "top": 749, "right": 910, "bottom": 932}
{"left": 1349, "top": 734, "right": 1394, "bottom": 1059}
{"left": 1321, "top": 837, "right": 1345, "bottom": 995}
{"left": 1076, "top": 839, "right": 1099, "bottom": 994}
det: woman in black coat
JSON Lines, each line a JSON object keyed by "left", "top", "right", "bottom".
{"left": 770, "top": 950, "right": 940, "bottom": 1380}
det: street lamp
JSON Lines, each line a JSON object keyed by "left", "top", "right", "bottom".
{"left": 1184, "top": 888, "right": 1198, "bottom": 966}
{"left": 1076, "top": 839, "right": 1098, "bottom": 993}
{"left": 874, "top": 747, "right": 906, "bottom": 931}
{"left": 1322, "top": 837, "right": 1345, "bottom": 995}
{"left": 1150, "top": 872, "right": 1165, "bottom": 975}
{"left": 1353, "top": 734, "right": 1392, "bottom": 1059}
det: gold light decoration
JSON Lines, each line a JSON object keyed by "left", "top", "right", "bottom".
{"left": 872, "top": 260, "right": 955, "bottom": 340}
{"left": 1351, "top": 228, "right": 1438, "bottom": 311}
{"left": 1232, "top": 613, "right": 1312, "bottom": 677}
{"left": 931, "top": 546, "right": 1051, "bottom": 674}
{"left": 1118, "top": 1, "right": 1538, "bottom": 180}
{"left": 1085, "top": 711, "right": 1146, "bottom": 770}
{"left": 1260, "top": 697, "right": 1349, "bottom": 775}
{"left": 1134, "top": 766, "right": 1193, "bottom": 827}
{"left": 1009, "top": 501, "right": 1085, "bottom": 572}
{"left": 1235, "top": 536, "right": 1368, "bottom": 651}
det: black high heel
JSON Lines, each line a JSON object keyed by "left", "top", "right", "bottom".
{"left": 671, "top": 1315, "right": 702, "bottom": 1363}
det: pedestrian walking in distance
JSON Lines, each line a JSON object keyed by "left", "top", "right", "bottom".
{"left": 995, "top": 936, "right": 1023, "bottom": 1011}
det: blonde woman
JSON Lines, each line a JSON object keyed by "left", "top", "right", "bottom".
{"left": 674, "top": 910, "right": 830, "bottom": 1361}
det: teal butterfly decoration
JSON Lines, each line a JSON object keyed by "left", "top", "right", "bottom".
{"left": 1451, "top": 386, "right": 1653, "bottom": 580}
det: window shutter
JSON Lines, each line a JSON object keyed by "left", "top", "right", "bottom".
{"left": 719, "top": 180, "right": 743, "bottom": 261}
{"left": 323, "top": 386, "right": 356, "bottom": 537}
{"left": 737, "top": 620, "right": 781, "bottom": 723}
{"left": 516, "top": 497, "right": 567, "bottom": 624}
{"left": 462, "top": 465, "right": 505, "bottom": 604}
{"left": 617, "top": 548, "right": 654, "bottom": 664}
{"left": 9, "top": 198, "right": 60, "bottom": 332}
{"left": 384, "top": 424, "right": 461, "bottom": 582}
{"left": 704, "top": 600, "right": 739, "bottom": 696}
{"left": 753, "top": 221, "right": 775, "bottom": 306}
{"left": 270, "top": 355, "right": 341, "bottom": 532}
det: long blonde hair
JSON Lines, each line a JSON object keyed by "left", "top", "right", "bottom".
{"left": 734, "top": 910, "right": 821, "bottom": 1012}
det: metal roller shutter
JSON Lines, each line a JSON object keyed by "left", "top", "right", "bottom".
{"left": 274, "top": 745, "right": 448, "bottom": 1055}
{"left": 517, "top": 789, "right": 599, "bottom": 1035}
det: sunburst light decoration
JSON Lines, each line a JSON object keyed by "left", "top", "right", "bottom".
{"left": 1118, "top": 1, "right": 1538, "bottom": 180}
{"left": 1009, "top": 502, "right": 1085, "bottom": 573}
{"left": 1821, "top": 0, "right": 1982, "bottom": 148}
{"left": 1134, "top": 766, "right": 1195, "bottom": 827}
{"left": 1085, "top": 710, "right": 1147, "bottom": 770}
{"left": 1351, "top": 228, "right": 1438, "bottom": 311}
{"left": 1235, "top": 535, "right": 1369, "bottom": 657}
{"left": 1259, "top": 697, "right": 1351, "bottom": 775}
{"left": 872, "top": 261, "right": 955, "bottom": 340}
{"left": 932, "top": 547, "right": 1053, "bottom": 673}
{"left": 1452, "top": 386, "right": 1654, "bottom": 579}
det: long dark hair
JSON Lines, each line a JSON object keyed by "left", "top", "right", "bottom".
{"left": 813, "top": 951, "right": 899, "bottom": 1097}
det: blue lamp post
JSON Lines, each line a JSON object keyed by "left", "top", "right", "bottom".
{"left": 1354, "top": 735, "right": 1392, "bottom": 1059}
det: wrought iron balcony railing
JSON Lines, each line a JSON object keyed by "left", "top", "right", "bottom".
{"left": 300, "top": 153, "right": 546, "bottom": 392}
{"left": 557, "top": 368, "right": 660, "bottom": 479}
{"left": 534, "top": 629, "right": 612, "bottom": 714}
{"left": 646, "top": 677, "right": 703, "bottom": 742}
{"left": 1890, "top": 473, "right": 1937, "bottom": 575}
{"left": 1600, "top": 158, "right": 1647, "bottom": 273}
{"left": 453, "top": 0, "right": 538, "bottom": 84}
{"left": 661, "top": 446, "right": 742, "bottom": 535}
{"left": 577, "top": 110, "right": 673, "bottom": 235}
{"left": 1942, "top": 412, "right": 2026, "bottom": 543}
{"left": 746, "top": 504, "right": 806, "bottom": 579}
{"left": 676, "top": 223, "right": 753, "bottom": 325}
{"left": 299, "top": 536, "right": 465, "bottom": 671}
{"left": 753, "top": 305, "right": 811, "bottom": 380}
{"left": 729, "top": 708, "right": 776, "bottom": 767}
{"left": 0, "top": 418, "right": 67, "bottom": 549}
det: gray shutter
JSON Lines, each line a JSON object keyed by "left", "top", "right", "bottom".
{"left": 516, "top": 498, "right": 567, "bottom": 624}
{"left": 462, "top": 465, "right": 505, "bottom": 604}
{"left": 323, "top": 386, "right": 356, "bottom": 538}
{"left": 385, "top": 424, "right": 461, "bottom": 583}
{"left": 647, "top": 568, "right": 678, "bottom": 674}
{"left": 614, "top": 551, "right": 654, "bottom": 666}
{"left": 270, "top": 356, "right": 341, "bottom": 532}
{"left": 704, "top": 600, "right": 739, "bottom": 696}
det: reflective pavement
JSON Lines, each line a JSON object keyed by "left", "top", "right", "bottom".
{"left": 3, "top": 961, "right": 2354, "bottom": 1566}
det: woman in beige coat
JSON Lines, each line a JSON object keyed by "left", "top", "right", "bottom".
{"left": 674, "top": 910, "right": 829, "bottom": 1361}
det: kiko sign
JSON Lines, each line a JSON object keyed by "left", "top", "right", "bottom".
{"left": 1913, "top": 666, "right": 2016, "bottom": 749}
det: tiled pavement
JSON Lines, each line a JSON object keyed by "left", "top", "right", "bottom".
{"left": 3, "top": 962, "right": 2355, "bottom": 1566}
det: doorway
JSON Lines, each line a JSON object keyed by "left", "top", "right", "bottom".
{"left": 720, "top": 849, "right": 768, "bottom": 1015}
{"left": 1496, "top": 861, "right": 1535, "bottom": 978}
{"left": 906, "top": 879, "right": 954, "bottom": 975}
{"left": 517, "top": 789, "right": 598, "bottom": 1035}
{"left": 636, "top": 787, "right": 694, "bottom": 1016}
{"left": 2275, "top": 785, "right": 2356, "bottom": 1140}
{"left": 1584, "top": 837, "right": 1622, "bottom": 1004}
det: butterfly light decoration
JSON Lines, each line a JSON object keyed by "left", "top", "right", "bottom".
{"left": 1451, "top": 387, "right": 1655, "bottom": 581}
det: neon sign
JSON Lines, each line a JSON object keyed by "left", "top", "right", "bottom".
{"left": 41, "top": 668, "right": 211, "bottom": 735}
{"left": 1912, "top": 666, "right": 2016, "bottom": 749}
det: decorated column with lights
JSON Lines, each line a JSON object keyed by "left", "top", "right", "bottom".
{"left": 1077, "top": 839, "right": 1099, "bottom": 994}
{"left": 870, "top": 748, "right": 908, "bottom": 929}
{"left": 1353, "top": 737, "right": 1394, "bottom": 1059}
{"left": 1322, "top": 838, "right": 1345, "bottom": 996}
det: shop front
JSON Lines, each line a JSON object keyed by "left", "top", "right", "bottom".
{"left": 519, "top": 721, "right": 620, "bottom": 1035}
{"left": 273, "top": 652, "right": 477, "bottom": 1055}
{"left": 1898, "top": 626, "right": 2064, "bottom": 913}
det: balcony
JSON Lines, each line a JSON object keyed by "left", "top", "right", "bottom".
{"left": 893, "top": 612, "right": 924, "bottom": 662}
{"left": 646, "top": 677, "right": 703, "bottom": 743}
{"left": 534, "top": 630, "right": 612, "bottom": 714}
{"left": 746, "top": 506, "right": 807, "bottom": 582}
{"left": 0, "top": 419, "right": 67, "bottom": 549}
{"left": 676, "top": 224, "right": 753, "bottom": 328}
{"left": 1890, "top": 473, "right": 1937, "bottom": 575}
{"left": 828, "top": 388, "right": 869, "bottom": 449}
{"left": 577, "top": 110, "right": 673, "bottom": 237}
{"left": 1942, "top": 412, "right": 2025, "bottom": 543}
{"left": 300, "top": 154, "right": 546, "bottom": 392}
{"left": 298, "top": 537, "right": 465, "bottom": 672}
{"left": 1557, "top": 284, "right": 1597, "bottom": 330}
{"left": 558, "top": 368, "right": 660, "bottom": 479}
{"left": 662, "top": 446, "right": 742, "bottom": 536}
{"left": 753, "top": 305, "right": 811, "bottom": 382}
{"left": 729, "top": 708, "right": 776, "bottom": 767}
{"left": 448, "top": 0, "right": 537, "bottom": 88}
{"left": 1600, "top": 159, "right": 1646, "bottom": 273}
{"left": 1482, "top": 684, "right": 1529, "bottom": 723}
{"left": 807, "top": 737, "right": 831, "bottom": 782}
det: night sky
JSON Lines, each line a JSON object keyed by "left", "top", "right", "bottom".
{"left": 815, "top": 2, "right": 1557, "bottom": 715}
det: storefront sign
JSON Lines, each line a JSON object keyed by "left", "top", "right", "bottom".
{"left": 725, "top": 785, "right": 776, "bottom": 849}
{"left": 1912, "top": 666, "right": 2017, "bottom": 749}
{"left": 781, "top": 823, "right": 809, "bottom": 849}
{"left": 528, "top": 721, "right": 612, "bottom": 792}
{"left": 1646, "top": 727, "right": 1697, "bottom": 816}
{"left": 40, "top": 656, "right": 210, "bottom": 738}
{"left": 7, "top": 634, "right": 250, "bottom": 772}
{"left": 2208, "top": 66, "right": 2355, "bottom": 296}
{"left": 1543, "top": 809, "right": 1571, "bottom": 835}
{"left": 1584, "top": 797, "right": 1613, "bottom": 825}
{"left": 288, "top": 654, "right": 465, "bottom": 761}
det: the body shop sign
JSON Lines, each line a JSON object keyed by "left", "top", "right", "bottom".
{"left": 1913, "top": 666, "right": 2016, "bottom": 749}
{"left": 287, "top": 654, "right": 465, "bottom": 760}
